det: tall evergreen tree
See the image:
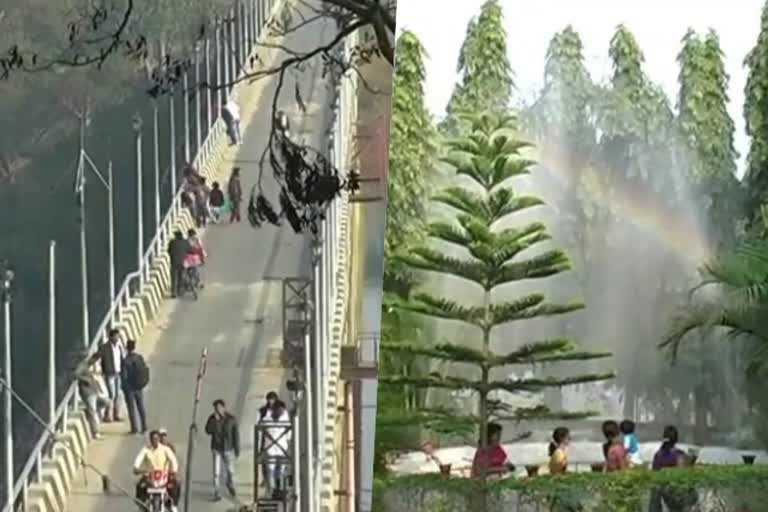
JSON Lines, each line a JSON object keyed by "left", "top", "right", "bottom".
{"left": 527, "top": 25, "right": 596, "bottom": 156}
{"left": 385, "top": 31, "right": 436, "bottom": 288}
{"left": 440, "top": 0, "right": 513, "bottom": 134}
{"left": 677, "top": 29, "right": 738, "bottom": 179}
{"left": 380, "top": 113, "right": 613, "bottom": 510}
{"left": 744, "top": 1, "right": 768, "bottom": 220}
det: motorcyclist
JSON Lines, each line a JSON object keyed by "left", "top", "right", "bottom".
{"left": 133, "top": 430, "right": 181, "bottom": 512}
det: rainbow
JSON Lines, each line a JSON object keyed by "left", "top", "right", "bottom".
{"left": 528, "top": 143, "right": 716, "bottom": 266}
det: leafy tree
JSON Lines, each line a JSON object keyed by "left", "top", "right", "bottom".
{"left": 661, "top": 237, "right": 768, "bottom": 444}
{"left": 527, "top": 25, "right": 596, "bottom": 159}
{"left": 385, "top": 31, "right": 436, "bottom": 288}
{"left": 440, "top": 0, "right": 513, "bottom": 135}
{"left": 677, "top": 29, "right": 738, "bottom": 180}
{"left": 744, "top": 1, "right": 768, "bottom": 221}
{"left": 380, "top": 113, "right": 613, "bottom": 509}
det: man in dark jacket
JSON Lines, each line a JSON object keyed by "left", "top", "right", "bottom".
{"left": 204, "top": 399, "right": 239, "bottom": 500}
{"left": 121, "top": 340, "right": 148, "bottom": 434}
{"left": 167, "top": 230, "right": 190, "bottom": 298}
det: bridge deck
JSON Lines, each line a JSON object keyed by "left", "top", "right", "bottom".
{"left": 65, "top": 9, "right": 335, "bottom": 512}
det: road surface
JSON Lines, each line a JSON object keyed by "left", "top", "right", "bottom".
{"left": 65, "top": 8, "right": 336, "bottom": 512}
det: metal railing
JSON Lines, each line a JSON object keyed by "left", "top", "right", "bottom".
{"left": 5, "top": 0, "right": 276, "bottom": 510}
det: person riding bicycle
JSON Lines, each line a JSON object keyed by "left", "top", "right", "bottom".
{"left": 134, "top": 430, "right": 181, "bottom": 512}
{"left": 183, "top": 229, "right": 206, "bottom": 291}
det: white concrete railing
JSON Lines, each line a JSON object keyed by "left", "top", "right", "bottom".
{"left": 4, "top": 1, "right": 280, "bottom": 510}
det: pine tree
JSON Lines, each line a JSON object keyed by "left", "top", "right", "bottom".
{"left": 385, "top": 31, "right": 436, "bottom": 289}
{"left": 380, "top": 113, "right": 613, "bottom": 509}
{"left": 677, "top": 29, "right": 738, "bottom": 179}
{"left": 440, "top": 0, "right": 513, "bottom": 135}
{"left": 743, "top": 1, "right": 768, "bottom": 220}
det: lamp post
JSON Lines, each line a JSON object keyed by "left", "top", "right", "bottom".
{"left": 132, "top": 115, "right": 145, "bottom": 289}
{"left": 286, "top": 375, "right": 304, "bottom": 512}
{"left": 2, "top": 262, "right": 14, "bottom": 512}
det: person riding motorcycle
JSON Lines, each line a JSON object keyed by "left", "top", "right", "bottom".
{"left": 133, "top": 430, "right": 181, "bottom": 512}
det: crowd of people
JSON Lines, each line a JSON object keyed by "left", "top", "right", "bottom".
{"left": 180, "top": 163, "right": 243, "bottom": 228}
{"left": 75, "top": 329, "right": 296, "bottom": 509}
{"left": 470, "top": 419, "right": 693, "bottom": 478}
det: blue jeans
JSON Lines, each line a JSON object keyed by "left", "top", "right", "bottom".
{"left": 104, "top": 373, "right": 122, "bottom": 419}
{"left": 83, "top": 392, "right": 108, "bottom": 436}
{"left": 124, "top": 389, "right": 147, "bottom": 433}
{"left": 212, "top": 450, "right": 236, "bottom": 494}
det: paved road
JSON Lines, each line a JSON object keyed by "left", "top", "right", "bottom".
{"left": 66, "top": 7, "right": 335, "bottom": 512}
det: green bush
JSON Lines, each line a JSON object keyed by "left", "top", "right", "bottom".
{"left": 374, "top": 465, "right": 768, "bottom": 512}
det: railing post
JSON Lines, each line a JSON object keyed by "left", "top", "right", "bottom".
{"left": 133, "top": 115, "right": 145, "bottom": 290}
{"left": 194, "top": 44, "right": 202, "bottom": 155}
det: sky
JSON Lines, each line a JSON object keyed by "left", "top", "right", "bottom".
{"left": 395, "top": 0, "right": 765, "bottom": 177}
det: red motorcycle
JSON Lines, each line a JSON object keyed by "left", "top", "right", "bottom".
{"left": 145, "top": 470, "right": 171, "bottom": 512}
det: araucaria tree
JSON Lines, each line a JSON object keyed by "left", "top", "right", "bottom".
{"left": 441, "top": 0, "right": 513, "bottom": 135}
{"left": 381, "top": 113, "right": 613, "bottom": 498}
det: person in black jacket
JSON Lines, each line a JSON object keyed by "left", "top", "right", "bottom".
{"left": 204, "top": 399, "right": 239, "bottom": 501}
{"left": 167, "top": 230, "right": 190, "bottom": 298}
{"left": 121, "top": 340, "right": 148, "bottom": 435}
{"left": 97, "top": 329, "right": 125, "bottom": 422}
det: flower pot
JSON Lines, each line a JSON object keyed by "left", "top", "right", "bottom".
{"left": 590, "top": 463, "right": 604, "bottom": 473}
{"left": 439, "top": 464, "right": 452, "bottom": 476}
{"left": 742, "top": 454, "right": 756, "bottom": 465}
{"left": 525, "top": 465, "right": 539, "bottom": 477}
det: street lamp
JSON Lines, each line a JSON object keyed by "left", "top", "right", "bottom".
{"left": 2, "top": 261, "right": 14, "bottom": 512}
{"left": 132, "top": 115, "right": 144, "bottom": 288}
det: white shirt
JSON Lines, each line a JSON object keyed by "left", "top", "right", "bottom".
{"left": 225, "top": 101, "right": 240, "bottom": 121}
{"left": 109, "top": 341, "right": 125, "bottom": 374}
{"left": 260, "top": 410, "right": 291, "bottom": 457}
{"left": 133, "top": 444, "right": 179, "bottom": 473}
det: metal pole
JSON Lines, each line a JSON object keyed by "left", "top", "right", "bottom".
{"left": 153, "top": 102, "right": 161, "bottom": 229}
{"left": 303, "top": 327, "right": 315, "bottom": 510}
{"left": 79, "top": 120, "right": 90, "bottom": 349}
{"left": 312, "top": 253, "right": 323, "bottom": 467}
{"left": 134, "top": 116, "right": 144, "bottom": 287}
{"left": 229, "top": 8, "right": 236, "bottom": 89}
{"left": 3, "top": 267, "right": 13, "bottom": 512}
{"left": 48, "top": 242, "right": 56, "bottom": 427}
{"left": 107, "top": 163, "right": 116, "bottom": 301}
{"left": 194, "top": 45, "right": 201, "bottom": 153}
{"left": 183, "top": 348, "right": 207, "bottom": 512}
{"left": 183, "top": 71, "right": 191, "bottom": 163}
{"left": 292, "top": 402, "right": 301, "bottom": 512}
{"left": 215, "top": 19, "right": 222, "bottom": 111}
{"left": 163, "top": 41, "right": 177, "bottom": 195}
{"left": 223, "top": 18, "right": 231, "bottom": 100}
{"left": 204, "top": 38, "right": 212, "bottom": 134}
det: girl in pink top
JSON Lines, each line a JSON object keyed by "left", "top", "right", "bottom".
{"left": 602, "top": 420, "right": 628, "bottom": 472}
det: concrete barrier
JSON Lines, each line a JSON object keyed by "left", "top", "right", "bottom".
{"left": 23, "top": 1, "right": 288, "bottom": 510}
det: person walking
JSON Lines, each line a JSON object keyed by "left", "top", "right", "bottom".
{"left": 227, "top": 167, "right": 243, "bottom": 223}
{"left": 204, "top": 399, "right": 240, "bottom": 501}
{"left": 75, "top": 352, "right": 108, "bottom": 439}
{"left": 223, "top": 99, "right": 241, "bottom": 145}
{"left": 194, "top": 177, "right": 211, "bottom": 227}
{"left": 208, "top": 181, "right": 226, "bottom": 223}
{"left": 260, "top": 400, "right": 291, "bottom": 498}
{"left": 97, "top": 329, "right": 126, "bottom": 422}
{"left": 167, "top": 230, "right": 190, "bottom": 298}
{"left": 257, "top": 391, "right": 279, "bottom": 487}
{"left": 122, "top": 340, "right": 150, "bottom": 434}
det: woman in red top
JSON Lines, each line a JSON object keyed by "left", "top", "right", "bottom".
{"left": 471, "top": 422, "right": 514, "bottom": 478}
{"left": 602, "top": 420, "right": 628, "bottom": 472}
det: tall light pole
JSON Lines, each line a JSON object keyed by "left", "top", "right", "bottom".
{"left": 76, "top": 114, "right": 90, "bottom": 349}
{"left": 2, "top": 261, "right": 14, "bottom": 512}
{"left": 133, "top": 115, "right": 144, "bottom": 288}
{"left": 48, "top": 242, "right": 56, "bottom": 430}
